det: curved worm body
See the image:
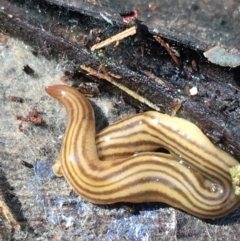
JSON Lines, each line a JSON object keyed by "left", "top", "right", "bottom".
{"left": 45, "top": 85, "right": 240, "bottom": 219}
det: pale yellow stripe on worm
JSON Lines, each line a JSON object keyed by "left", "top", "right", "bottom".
{"left": 45, "top": 85, "right": 240, "bottom": 219}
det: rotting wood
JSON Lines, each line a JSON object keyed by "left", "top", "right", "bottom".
{"left": 0, "top": 0, "right": 240, "bottom": 161}
{"left": 80, "top": 64, "right": 161, "bottom": 111}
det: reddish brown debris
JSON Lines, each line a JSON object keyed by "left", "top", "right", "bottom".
{"left": 17, "top": 108, "right": 43, "bottom": 131}
{"left": 121, "top": 10, "right": 138, "bottom": 24}
{"left": 153, "top": 35, "right": 180, "bottom": 67}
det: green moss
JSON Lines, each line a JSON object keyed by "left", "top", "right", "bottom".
{"left": 229, "top": 164, "right": 240, "bottom": 195}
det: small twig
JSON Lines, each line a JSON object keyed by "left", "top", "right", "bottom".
{"left": 171, "top": 100, "right": 182, "bottom": 117}
{"left": 8, "top": 95, "right": 24, "bottom": 103}
{"left": 0, "top": 200, "right": 20, "bottom": 229}
{"left": 91, "top": 26, "right": 137, "bottom": 51}
{"left": 143, "top": 70, "right": 170, "bottom": 88}
{"left": 153, "top": 35, "right": 180, "bottom": 67}
{"left": 80, "top": 65, "right": 161, "bottom": 111}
